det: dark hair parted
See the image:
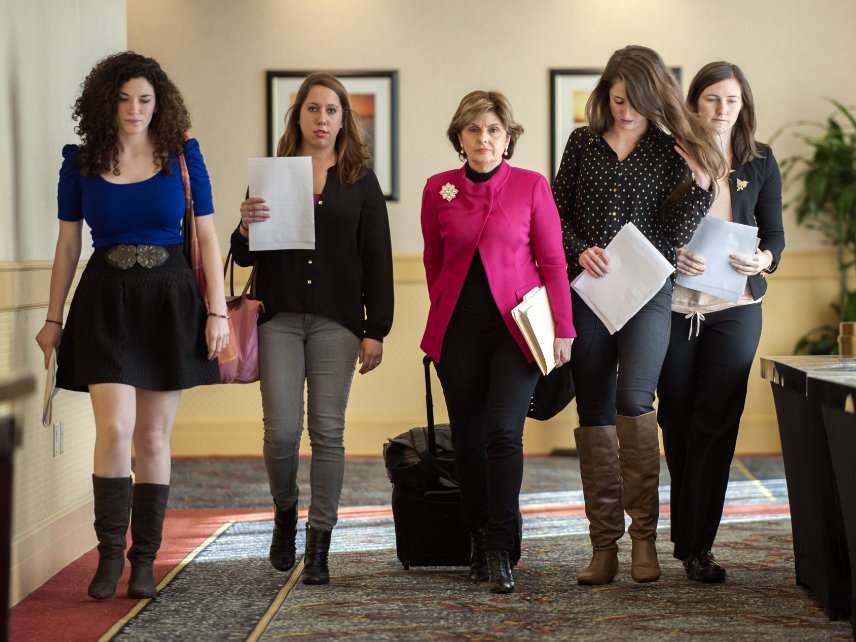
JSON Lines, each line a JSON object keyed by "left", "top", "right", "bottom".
{"left": 447, "top": 90, "right": 524, "bottom": 160}
{"left": 276, "top": 73, "right": 370, "bottom": 185}
{"left": 687, "top": 61, "right": 762, "bottom": 165}
{"left": 73, "top": 51, "right": 190, "bottom": 176}
{"left": 587, "top": 45, "right": 727, "bottom": 201}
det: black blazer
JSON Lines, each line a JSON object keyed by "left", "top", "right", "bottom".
{"left": 729, "top": 144, "right": 784, "bottom": 299}
{"left": 230, "top": 166, "right": 394, "bottom": 341}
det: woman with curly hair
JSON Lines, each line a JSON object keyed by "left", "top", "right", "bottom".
{"left": 231, "top": 73, "right": 393, "bottom": 585}
{"left": 34, "top": 51, "right": 228, "bottom": 600}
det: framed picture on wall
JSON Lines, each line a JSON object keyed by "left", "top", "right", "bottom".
{"left": 267, "top": 70, "right": 399, "bottom": 201}
{"left": 549, "top": 67, "right": 682, "bottom": 178}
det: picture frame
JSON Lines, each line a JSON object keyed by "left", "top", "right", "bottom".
{"left": 267, "top": 70, "right": 399, "bottom": 201}
{"left": 549, "top": 67, "right": 682, "bottom": 178}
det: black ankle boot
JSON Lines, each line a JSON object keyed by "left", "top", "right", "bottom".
{"left": 127, "top": 483, "right": 170, "bottom": 599}
{"left": 683, "top": 550, "right": 726, "bottom": 583}
{"left": 486, "top": 550, "right": 514, "bottom": 594}
{"left": 468, "top": 528, "right": 489, "bottom": 582}
{"left": 88, "top": 476, "right": 132, "bottom": 599}
{"left": 302, "top": 525, "right": 331, "bottom": 585}
{"left": 270, "top": 500, "right": 298, "bottom": 571}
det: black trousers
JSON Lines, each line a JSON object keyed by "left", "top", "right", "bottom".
{"left": 435, "top": 259, "right": 540, "bottom": 552}
{"left": 571, "top": 281, "right": 673, "bottom": 426}
{"left": 657, "top": 303, "right": 763, "bottom": 560}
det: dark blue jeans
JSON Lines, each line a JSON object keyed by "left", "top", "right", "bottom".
{"left": 571, "top": 280, "right": 673, "bottom": 426}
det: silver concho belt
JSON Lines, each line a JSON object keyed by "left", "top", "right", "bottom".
{"left": 105, "top": 244, "right": 169, "bottom": 269}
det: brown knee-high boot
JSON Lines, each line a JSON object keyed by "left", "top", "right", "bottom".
{"left": 575, "top": 426, "right": 625, "bottom": 585}
{"left": 617, "top": 411, "right": 661, "bottom": 583}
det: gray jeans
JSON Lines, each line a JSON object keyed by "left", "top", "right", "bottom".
{"left": 259, "top": 313, "right": 360, "bottom": 530}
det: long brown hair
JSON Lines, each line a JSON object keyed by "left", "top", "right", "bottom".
{"left": 276, "top": 72, "right": 370, "bottom": 184}
{"left": 587, "top": 45, "right": 726, "bottom": 199}
{"left": 687, "top": 61, "right": 762, "bottom": 165}
{"left": 73, "top": 51, "right": 190, "bottom": 176}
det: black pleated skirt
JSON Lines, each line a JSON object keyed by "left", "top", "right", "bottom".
{"left": 56, "top": 245, "right": 219, "bottom": 392}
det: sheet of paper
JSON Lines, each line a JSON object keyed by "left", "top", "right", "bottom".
{"left": 675, "top": 216, "right": 759, "bottom": 302}
{"left": 247, "top": 157, "right": 315, "bottom": 251}
{"left": 572, "top": 222, "right": 674, "bottom": 334}
{"left": 42, "top": 349, "right": 57, "bottom": 427}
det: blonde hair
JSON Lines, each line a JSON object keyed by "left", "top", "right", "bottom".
{"left": 276, "top": 72, "right": 370, "bottom": 184}
{"left": 588, "top": 45, "right": 727, "bottom": 200}
{"left": 446, "top": 90, "right": 524, "bottom": 160}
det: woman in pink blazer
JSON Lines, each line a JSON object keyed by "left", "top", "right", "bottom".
{"left": 421, "top": 90, "right": 575, "bottom": 594}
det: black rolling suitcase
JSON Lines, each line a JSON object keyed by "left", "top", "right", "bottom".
{"left": 383, "top": 356, "right": 521, "bottom": 569}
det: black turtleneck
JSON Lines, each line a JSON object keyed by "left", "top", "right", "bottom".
{"left": 466, "top": 162, "right": 502, "bottom": 184}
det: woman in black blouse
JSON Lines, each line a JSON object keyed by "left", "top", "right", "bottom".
{"left": 231, "top": 72, "right": 393, "bottom": 585}
{"left": 553, "top": 45, "right": 725, "bottom": 586}
{"left": 657, "top": 62, "right": 784, "bottom": 583}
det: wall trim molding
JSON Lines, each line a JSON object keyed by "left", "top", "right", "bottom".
{"left": 10, "top": 497, "right": 95, "bottom": 606}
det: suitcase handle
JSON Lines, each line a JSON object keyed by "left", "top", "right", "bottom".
{"left": 423, "top": 355, "right": 437, "bottom": 457}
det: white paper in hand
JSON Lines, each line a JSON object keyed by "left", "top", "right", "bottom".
{"left": 675, "top": 216, "right": 759, "bottom": 302}
{"left": 511, "top": 286, "right": 556, "bottom": 375}
{"left": 42, "top": 349, "right": 58, "bottom": 427}
{"left": 248, "top": 157, "right": 315, "bottom": 251}
{"left": 572, "top": 222, "right": 674, "bottom": 334}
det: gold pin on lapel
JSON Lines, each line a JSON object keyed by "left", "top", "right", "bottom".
{"left": 736, "top": 178, "right": 749, "bottom": 191}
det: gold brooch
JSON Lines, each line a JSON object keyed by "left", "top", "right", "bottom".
{"left": 440, "top": 182, "right": 459, "bottom": 202}
{"left": 736, "top": 178, "right": 749, "bottom": 191}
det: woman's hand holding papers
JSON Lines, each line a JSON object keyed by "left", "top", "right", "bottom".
{"left": 729, "top": 248, "right": 773, "bottom": 275}
{"left": 579, "top": 246, "right": 609, "bottom": 277}
{"left": 554, "top": 337, "right": 573, "bottom": 368}
{"left": 239, "top": 197, "right": 271, "bottom": 237}
{"left": 676, "top": 246, "right": 706, "bottom": 276}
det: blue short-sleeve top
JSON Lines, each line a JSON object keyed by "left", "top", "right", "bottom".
{"left": 57, "top": 138, "right": 214, "bottom": 248}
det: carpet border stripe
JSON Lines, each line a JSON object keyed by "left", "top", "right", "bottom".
{"left": 95, "top": 520, "right": 235, "bottom": 642}
{"left": 245, "top": 559, "right": 306, "bottom": 642}
{"left": 733, "top": 459, "right": 776, "bottom": 501}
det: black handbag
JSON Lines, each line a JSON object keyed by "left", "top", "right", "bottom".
{"left": 527, "top": 362, "right": 575, "bottom": 421}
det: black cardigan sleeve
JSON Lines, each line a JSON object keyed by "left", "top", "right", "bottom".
{"left": 756, "top": 146, "right": 785, "bottom": 273}
{"left": 229, "top": 224, "right": 255, "bottom": 267}
{"left": 358, "top": 171, "right": 394, "bottom": 341}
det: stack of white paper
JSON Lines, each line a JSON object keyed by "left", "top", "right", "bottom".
{"left": 247, "top": 157, "right": 315, "bottom": 251}
{"left": 572, "top": 222, "right": 674, "bottom": 334}
{"left": 511, "top": 286, "right": 556, "bottom": 375}
{"left": 675, "top": 216, "right": 759, "bottom": 302}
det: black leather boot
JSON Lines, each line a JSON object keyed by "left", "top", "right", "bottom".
{"left": 127, "top": 483, "right": 170, "bottom": 599}
{"left": 486, "top": 550, "right": 514, "bottom": 594}
{"left": 302, "top": 524, "right": 332, "bottom": 585}
{"left": 269, "top": 500, "right": 298, "bottom": 571}
{"left": 88, "top": 476, "right": 132, "bottom": 599}
{"left": 468, "top": 528, "right": 489, "bottom": 582}
{"left": 683, "top": 550, "right": 726, "bottom": 583}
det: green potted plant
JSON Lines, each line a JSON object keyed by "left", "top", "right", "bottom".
{"left": 778, "top": 101, "right": 856, "bottom": 354}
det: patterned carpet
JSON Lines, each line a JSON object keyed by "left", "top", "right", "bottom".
{"left": 11, "top": 456, "right": 854, "bottom": 640}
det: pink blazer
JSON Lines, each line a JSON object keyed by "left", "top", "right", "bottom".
{"left": 420, "top": 161, "right": 575, "bottom": 363}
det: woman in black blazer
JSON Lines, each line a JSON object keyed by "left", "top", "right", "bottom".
{"left": 657, "top": 61, "right": 784, "bottom": 583}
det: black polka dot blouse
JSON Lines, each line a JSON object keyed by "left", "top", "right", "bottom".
{"left": 552, "top": 125, "right": 713, "bottom": 280}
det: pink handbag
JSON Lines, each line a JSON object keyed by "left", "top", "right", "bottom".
{"left": 179, "top": 152, "right": 263, "bottom": 383}
{"left": 219, "top": 252, "right": 263, "bottom": 383}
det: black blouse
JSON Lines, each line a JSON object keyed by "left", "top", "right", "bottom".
{"left": 230, "top": 166, "right": 394, "bottom": 341}
{"left": 553, "top": 125, "right": 713, "bottom": 280}
{"left": 728, "top": 144, "right": 784, "bottom": 299}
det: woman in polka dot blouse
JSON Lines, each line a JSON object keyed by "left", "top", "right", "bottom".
{"left": 552, "top": 45, "right": 726, "bottom": 586}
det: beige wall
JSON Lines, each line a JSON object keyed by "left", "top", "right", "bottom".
{"left": 125, "top": 0, "right": 856, "bottom": 456}
{"left": 1, "top": 0, "right": 127, "bottom": 605}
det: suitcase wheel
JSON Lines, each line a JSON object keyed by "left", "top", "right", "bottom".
{"left": 403, "top": 560, "right": 410, "bottom": 570}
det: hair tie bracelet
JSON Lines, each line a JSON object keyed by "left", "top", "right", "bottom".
{"left": 45, "top": 318, "right": 63, "bottom": 327}
{"left": 208, "top": 312, "right": 229, "bottom": 319}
